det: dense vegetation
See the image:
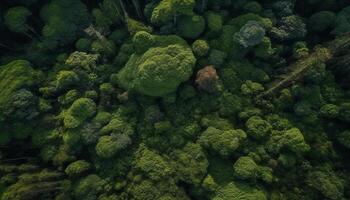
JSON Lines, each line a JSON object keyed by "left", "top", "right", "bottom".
{"left": 1, "top": 0, "right": 350, "bottom": 199}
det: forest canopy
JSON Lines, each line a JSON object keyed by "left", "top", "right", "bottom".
{"left": 1, "top": 0, "right": 350, "bottom": 199}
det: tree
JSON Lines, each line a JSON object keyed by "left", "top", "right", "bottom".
{"left": 4, "top": 89, "right": 39, "bottom": 120}
{"left": 192, "top": 39, "right": 210, "bottom": 57}
{"left": 213, "top": 182, "right": 266, "bottom": 200}
{"left": 40, "top": 0, "right": 90, "bottom": 49}
{"left": 199, "top": 127, "right": 246, "bottom": 157}
{"left": 65, "top": 51, "right": 99, "bottom": 71}
{"left": 233, "top": 156, "right": 258, "bottom": 180}
{"left": 117, "top": 32, "right": 196, "bottom": 97}
{"left": 271, "top": 15, "right": 307, "bottom": 41}
{"left": 332, "top": 6, "right": 350, "bottom": 35}
{"left": 95, "top": 134, "right": 131, "bottom": 158}
{"left": 245, "top": 116, "right": 271, "bottom": 140}
{"left": 0, "top": 60, "right": 39, "bottom": 122}
{"left": 74, "top": 174, "right": 106, "bottom": 200}
{"left": 134, "top": 144, "right": 172, "bottom": 181}
{"left": 177, "top": 15, "right": 205, "bottom": 39}
{"left": 63, "top": 98, "right": 97, "bottom": 129}
{"left": 4, "top": 6, "right": 34, "bottom": 38}
{"left": 65, "top": 160, "right": 91, "bottom": 177}
{"left": 170, "top": 143, "right": 208, "bottom": 185}
{"left": 308, "top": 11, "right": 336, "bottom": 32}
{"left": 234, "top": 21, "right": 265, "bottom": 48}
{"left": 306, "top": 168, "right": 345, "bottom": 200}
{"left": 151, "top": 0, "right": 196, "bottom": 25}
{"left": 195, "top": 66, "right": 219, "bottom": 93}
{"left": 266, "top": 128, "right": 310, "bottom": 154}
{"left": 337, "top": 130, "right": 350, "bottom": 149}
{"left": 56, "top": 71, "right": 79, "bottom": 91}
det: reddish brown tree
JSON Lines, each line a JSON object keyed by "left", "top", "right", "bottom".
{"left": 195, "top": 65, "right": 219, "bottom": 93}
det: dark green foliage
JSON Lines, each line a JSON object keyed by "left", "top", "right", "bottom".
{"left": 333, "top": 6, "right": 350, "bottom": 35}
{"left": 4, "top": 7, "right": 32, "bottom": 35}
{"left": 245, "top": 116, "right": 272, "bottom": 139}
{"left": 205, "top": 11, "right": 223, "bottom": 37}
{"left": 337, "top": 130, "right": 350, "bottom": 149}
{"left": 73, "top": 174, "right": 106, "bottom": 200}
{"left": 177, "top": 15, "right": 205, "bottom": 39}
{"left": 1, "top": 1, "right": 350, "bottom": 200}
{"left": 0, "top": 60, "right": 39, "bottom": 121}
{"left": 306, "top": 168, "right": 345, "bottom": 200}
{"left": 271, "top": 15, "right": 307, "bottom": 41}
{"left": 40, "top": 0, "right": 90, "bottom": 49}
{"left": 308, "top": 11, "right": 336, "bottom": 32}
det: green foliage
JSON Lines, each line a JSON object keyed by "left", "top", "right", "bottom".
{"left": 126, "top": 17, "right": 153, "bottom": 36}
{"left": 65, "top": 160, "right": 91, "bottom": 177}
{"left": 306, "top": 168, "right": 345, "bottom": 200}
{"left": 241, "top": 80, "right": 264, "bottom": 96}
{"left": 74, "top": 174, "right": 106, "bottom": 200}
{"left": 177, "top": 15, "right": 205, "bottom": 39}
{"left": 267, "top": 128, "right": 310, "bottom": 154}
{"left": 1, "top": 169, "right": 67, "bottom": 200}
{"left": 319, "top": 104, "right": 339, "bottom": 118}
{"left": 245, "top": 116, "right": 272, "bottom": 139}
{"left": 254, "top": 37, "right": 276, "bottom": 59}
{"left": 308, "top": 11, "right": 336, "bottom": 32}
{"left": 234, "top": 20, "right": 265, "bottom": 48}
{"left": 199, "top": 127, "right": 246, "bottom": 157}
{"left": 243, "top": 1, "right": 262, "bottom": 14}
{"left": 93, "top": 8, "right": 113, "bottom": 32}
{"left": 66, "top": 51, "right": 99, "bottom": 71}
{"left": 205, "top": 11, "right": 223, "bottom": 36}
{"left": 127, "top": 179, "right": 189, "bottom": 200}
{"left": 213, "top": 182, "right": 267, "bottom": 200}
{"left": 293, "top": 41, "right": 309, "bottom": 59}
{"left": 2, "top": 1, "right": 350, "bottom": 200}
{"left": 56, "top": 70, "right": 79, "bottom": 90}
{"left": 208, "top": 49, "right": 227, "bottom": 67}
{"left": 271, "top": 15, "right": 307, "bottom": 41}
{"left": 4, "top": 6, "right": 32, "bottom": 34}
{"left": 133, "top": 31, "right": 155, "bottom": 54}
{"left": 134, "top": 144, "right": 172, "bottom": 181}
{"left": 339, "top": 103, "right": 350, "bottom": 122}
{"left": 40, "top": 0, "right": 90, "bottom": 49}
{"left": 95, "top": 134, "right": 131, "bottom": 158}
{"left": 75, "top": 38, "right": 92, "bottom": 52}
{"left": 333, "top": 6, "right": 350, "bottom": 35}
{"left": 171, "top": 143, "right": 208, "bottom": 185}
{"left": 63, "top": 98, "right": 97, "bottom": 129}
{"left": 192, "top": 39, "right": 210, "bottom": 57}
{"left": 91, "top": 40, "right": 116, "bottom": 58}
{"left": 117, "top": 33, "right": 196, "bottom": 96}
{"left": 337, "top": 130, "right": 350, "bottom": 149}
{"left": 0, "top": 60, "right": 38, "bottom": 121}
{"left": 151, "top": 0, "right": 195, "bottom": 25}
{"left": 233, "top": 156, "right": 258, "bottom": 180}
